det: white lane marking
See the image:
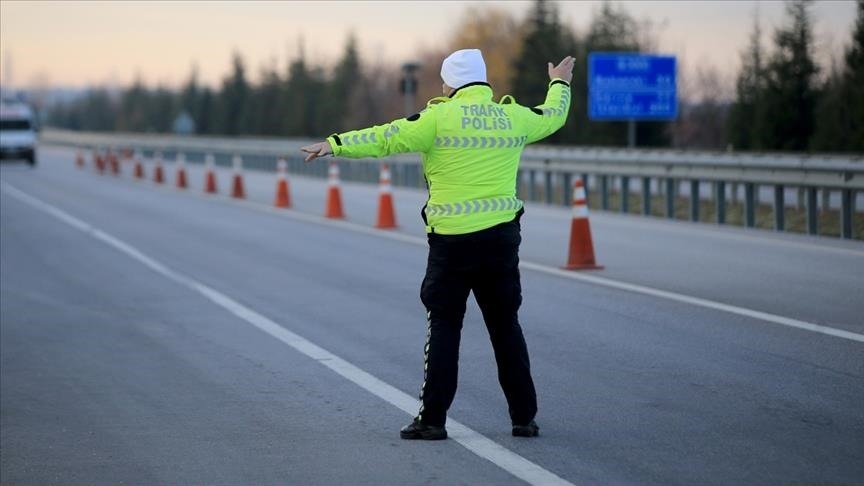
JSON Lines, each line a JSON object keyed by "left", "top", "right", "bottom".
{"left": 518, "top": 262, "right": 864, "bottom": 343}
{"left": 1, "top": 182, "right": 574, "bottom": 486}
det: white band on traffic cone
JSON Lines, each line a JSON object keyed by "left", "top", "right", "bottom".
{"left": 572, "top": 204, "right": 589, "bottom": 218}
{"left": 572, "top": 180, "right": 589, "bottom": 219}
{"left": 575, "top": 185, "right": 586, "bottom": 201}
{"left": 328, "top": 163, "right": 340, "bottom": 187}
{"left": 379, "top": 165, "right": 392, "bottom": 194}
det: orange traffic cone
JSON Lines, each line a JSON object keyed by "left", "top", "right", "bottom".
{"left": 563, "top": 179, "right": 604, "bottom": 270}
{"left": 153, "top": 152, "right": 165, "bottom": 184}
{"left": 274, "top": 158, "right": 291, "bottom": 208}
{"left": 75, "top": 151, "right": 85, "bottom": 169}
{"left": 231, "top": 155, "right": 246, "bottom": 199}
{"left": 324, "top": 161, "right": 345, "bottom": 219}
{"left": 175, "top": 153, "right": 188, "bottom": 189}
{"left": 92, "top": 151, "right": 102, "bottom": 173}
{"left": 133, "top": 152, "right": 145, "bottom": 179}
{"left": 109, "top": 150, "right": 120, "bottom": 176}
{"left": 204, "top": 154, "right": 218, "bottom": 194}
{"left": 375, "top": 163, "right": 397, "bottom": 229}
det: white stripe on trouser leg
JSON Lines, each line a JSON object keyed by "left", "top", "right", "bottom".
{"left": 417, "top": 310, "right": 432, "bottom": 421}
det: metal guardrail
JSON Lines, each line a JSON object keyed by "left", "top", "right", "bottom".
{"left": 40, "top": 129, "right": 863, "bottom": 239}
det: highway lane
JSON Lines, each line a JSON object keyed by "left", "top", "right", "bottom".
{"left": 1, "top": 168, "right": 520, "bottom": 485}
{"left": 2, "top": 147, "right": 863, "bottom": 484}
{"left": 61, "top": 146, "right": 864, "bottom": 331}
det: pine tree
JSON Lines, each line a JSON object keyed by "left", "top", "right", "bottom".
{"left": 727, "top": 15, "right": 765, "bottom": 150}
{"left": 179, "top": 65, "right": 200, "bottom": 132}
{"left": 328, "top": 34, "right": 362, "bottom": 132}
{"left": 811, "top": 60, "right": 849, "bottom": 151}
{"left": 196, "top": 87, "right": 214, "bottom": 135}
{"left": 118, "top": 76, "right": 148, "bottom": 132}
{"left": 216, "top": 53, "right": 251, "bottom": 135}
{"left": 843, "top": 0, "right": 864, "bottom": 150}
{"left": 248, "top": 62, "right": 284, "bottom": 136}
{"left": 758, "top": 0, "right": 819, "bottom": 151}
{"left": 511, "top": 0, "right": 567, "bottom": 106}
{"left": 281, "top": 41, "right": 327, "bottom": 137}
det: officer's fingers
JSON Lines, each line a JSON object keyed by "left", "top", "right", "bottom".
{"left": 302, "top": 145, "right": 322, "bottom": 162}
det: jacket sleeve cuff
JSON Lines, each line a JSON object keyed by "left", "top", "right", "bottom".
{"left": 326, "top": 135, "right": 342, "bottom": 156}
{"left": 549, "top": 78, "right": 570, "bottom": 88}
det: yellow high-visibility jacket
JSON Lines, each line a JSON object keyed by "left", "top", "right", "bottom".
{"left": 326, "top": 80, "right": 571, "bottom": 234}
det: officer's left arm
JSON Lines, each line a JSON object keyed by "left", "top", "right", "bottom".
{"left": 325, "top": 111, "right": 437, "bottom": 159}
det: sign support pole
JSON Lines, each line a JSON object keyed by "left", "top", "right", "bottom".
{"left": 627, "top": 119, "right": 636, "bottom": 148}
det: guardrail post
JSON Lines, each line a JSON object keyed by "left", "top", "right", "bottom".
{"left": 581, "top": 174, "right": 590, "bottom": 205}
{"left": 841, "top": 189, "right": 853, "bottom": 239}
{"left": 528, "top": 170, "right": 537, "bottom": 202}
{"left": 600, "top": 175, "right": 610, "bottom": 210}
{"left": 563, "top": 173, "right": 572, "bottom": 207}
{"left": 544, "top": 161, "right": 553, "bottom": 205}
{"left": 745, "top": 183, "right": 756, "bottom": 227}
{"left": 806, "top": 187, "right": 818, "bottom": 235}
{"left": 774, "top": 184, "right": 785, "bottom": 231}
{"left": 621, "top": 176, "right": 630, "bottom": 213}
{"left": 665, "top": 178, "right": 675, "bottom": 218}
{"left": 690, "top": 180, "right": 700, "bottom": 222}
{"left": 642, "top": 177, "right": 651, "bottom": 216}
{"left": 715, "top": 181, "right": 726, "bottom": 224}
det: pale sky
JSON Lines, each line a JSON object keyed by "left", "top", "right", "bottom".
{"left": 0, "top": 0, "right": 857, "bottom": 94}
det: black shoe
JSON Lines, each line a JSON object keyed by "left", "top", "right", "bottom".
{"left": 400, "top": 418, "right": 447, "bottom": 440}
{"left": 512, "top": 420, "right": 539, "bottom": 437}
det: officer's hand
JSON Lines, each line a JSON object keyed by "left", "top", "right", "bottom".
{"left": 300, "top": 141, "right": 333, "bottom": 162}
{"left": 548, "top": 56, "right": 575, "bottom": 83}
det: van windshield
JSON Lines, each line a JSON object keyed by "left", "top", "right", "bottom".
{"left": 1, "top": 120, "right": 32, "bottom": 131}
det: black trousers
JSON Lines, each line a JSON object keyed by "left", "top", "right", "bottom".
{"left": 417, "top": 212, "right": 537, "bottom": 427}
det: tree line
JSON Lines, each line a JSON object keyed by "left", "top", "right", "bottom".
{"left": 728, "top": 0, "right": 863, "bottom": 152}
{"left": 46, "top": 0, "right": 863, "bottom": 152}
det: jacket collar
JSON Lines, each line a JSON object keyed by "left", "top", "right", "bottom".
{"left": 449, "top": 82, "right": 493, "bottom": 99}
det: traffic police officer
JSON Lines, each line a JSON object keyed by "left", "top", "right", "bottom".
{"left": 302, "top": 49, "right": 573, "bottom": 440}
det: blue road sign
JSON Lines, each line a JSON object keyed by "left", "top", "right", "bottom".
{"left": 588, "top": 53, "right": 677, "bottom": 120}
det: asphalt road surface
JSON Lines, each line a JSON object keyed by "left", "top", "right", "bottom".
{"left": 2, "top": 146, "right": 862, "bottom": 485}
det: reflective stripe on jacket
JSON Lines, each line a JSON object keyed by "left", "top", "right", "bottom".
{"left": 326, "top": 79, "right": 571, "bottom": 234}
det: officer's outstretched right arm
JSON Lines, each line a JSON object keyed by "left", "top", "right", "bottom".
{"left": 326, "top": 109, "right": 437, "bottom": 159}
{"left": 515, "top": 79, "right": 572, "bottom": 144}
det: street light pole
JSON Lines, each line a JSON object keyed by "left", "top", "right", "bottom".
{"left": 400, "top": 62, "right": 421, "bottom": 117}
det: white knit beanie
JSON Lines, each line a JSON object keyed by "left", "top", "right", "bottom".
{"left": 440, "top": 49, "right": 487, "bottom": 89}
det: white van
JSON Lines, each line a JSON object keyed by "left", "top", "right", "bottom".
{"left": 0, "top": 100, "right": 38, "bottom": 166}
